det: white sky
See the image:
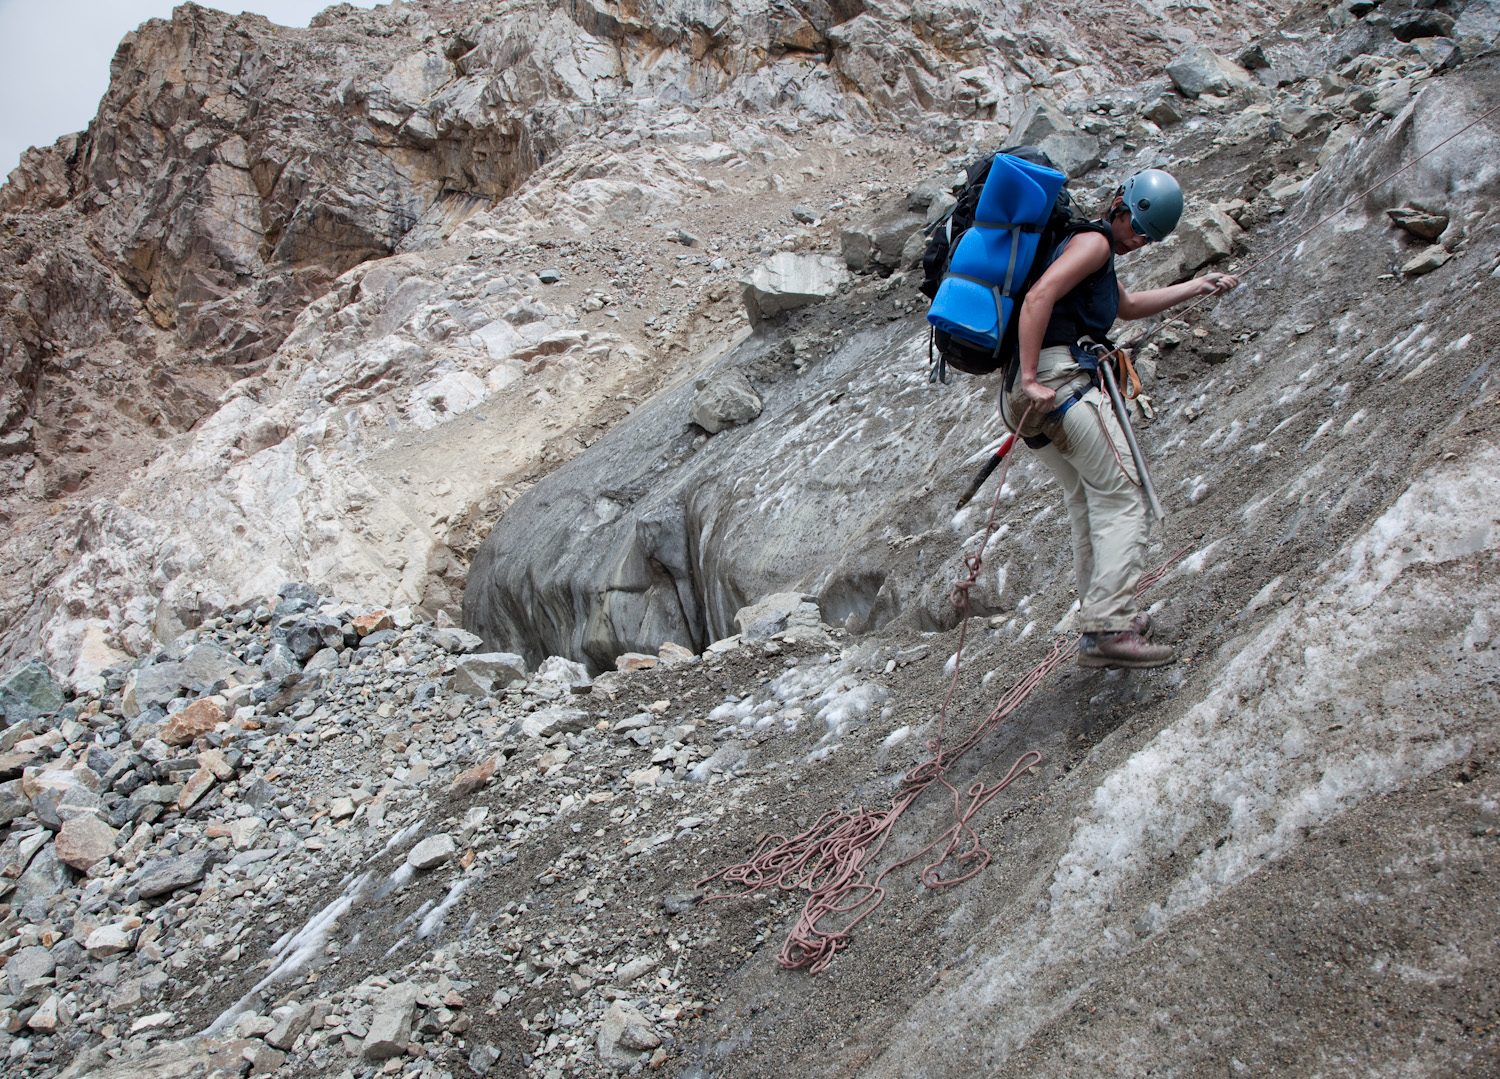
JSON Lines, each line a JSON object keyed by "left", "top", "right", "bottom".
{"left": 0, "top": 0, "right": 380, "bottom": 177}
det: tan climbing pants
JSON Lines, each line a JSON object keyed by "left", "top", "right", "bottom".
{"left": 1002, "top": 346, "right": 1146, "bottom": 634}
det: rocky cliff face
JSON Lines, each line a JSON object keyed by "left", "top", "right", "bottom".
{"left": 0, "top": 0, "right": 1282, "bottom": 681}
{"left": 2, "top": 1, "right": 1499, "bottom": 1078}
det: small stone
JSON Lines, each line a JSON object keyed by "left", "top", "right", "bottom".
{"left": 198, "top": 748, "right": 237, "bottom": 780}
{"left": 448, "top": 759, "right": 496, "bottom": 799}
{"left": 657, "top": 641, "right": 695, "bottom": 664}
{"left": 266, "top": 1002, "right": 315, "bottom": 1050}
{"left": 135, "top": 850, "right": 214, "bottom": 899}
{"left": 451, "top": 652, "right": 528, "bottom": 696}
{"left": 469, "top": 1044, "right": 502, "bottom": 1076}
{"left": 12, "top": 842, "right": 68, "bottom": 907}
{"left": 85, "top": 925, "right": 133, "bottom": 958}
{"left": 1165, "top": 45, "right": 1252, "bottom": 98}
{"left": 627, "top": 767, "right": 662, "bottom": 789}
{"left": 352, "top": 610, "right": 394, "bottom": 636}
{"left": 244, "top": 1042, "right": 286, "bottom": 1076}
{"left": 176, "top": 767, "right": 216, "bottom": 811}
{"left": 26, "top": 993, "right": 59, "bottom": 1032}
{"left": 615, "top": 653, "right": 658, "bottom": 672}
{"left": 1386, "top": 206, "right": 1449, "bottom": 242}
{"left": 329, "top": 796, "right": 357, "bottom": 820}
{"left": 0, "top": 661, "right": 65, "bottom": 725}
{"left": 661, "top": 892, "right": 702, "bottom": 915}
{"left": 5, "top": 947, "right": 56, "bottom": 997}
{"left": 791, "top": 205, "right": 818, "bottom": 223}
{"left": 407, "top": 833, "right": 457, "bottom": 870}
{"left": 235, "top": 1013, "right": 277, "bottom": 1039}
{"left": 229, "top": 816, "right": 264, "bottom": 850}
{"left": 1142, "top": 97, "right": 1183, "bottom": 127}
{"left": 538, "top": 268, "right": 562, "bottom": 284}
{"left": 1402, "top": 245, "right": 1453, "bottom": 276}
{"left": 597, "top": 1000, "right": 661, "bottom": 1066}
{"left": 130, "top": 1011, "right": 175, "bottom": 1034}
{"left": 432, "top": 628, "right": 484, "bottom": 655}
{"left": 520, "top": 708, "right": 590, "bottom": 740}
{"left": 162, "top": 698, "right": 226, "bottom": 747}
{"left": 54, "top": 813, "right": 117, "bottom": 870}
{"left": 363, "top": 982, "right": 420, "bottom": 1060}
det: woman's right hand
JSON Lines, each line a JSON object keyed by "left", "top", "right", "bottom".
{"left": 1021, "top": 379, "right": 1057, "bottom": 414}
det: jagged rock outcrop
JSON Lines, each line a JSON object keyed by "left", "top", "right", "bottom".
{"left": 0, "top": 0, "right": 1289, "bottom": 683}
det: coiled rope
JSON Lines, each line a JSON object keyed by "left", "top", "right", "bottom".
{"left": 698, "top": 431, "right": 1190, "bottom": 972}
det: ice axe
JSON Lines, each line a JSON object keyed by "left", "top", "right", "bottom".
{"left": 954, "top": 432, "right": 1017, "bottom": 511}
{"left": 1079, "top": 337, "right": 1167, "bottom": 523}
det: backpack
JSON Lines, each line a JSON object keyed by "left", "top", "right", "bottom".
{"left": 920, "top": 146, "right": 1098, "bottom": 384}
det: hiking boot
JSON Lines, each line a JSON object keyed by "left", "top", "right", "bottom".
{"left": 1077, "top": 630, "right": 1175, "bottom": 669}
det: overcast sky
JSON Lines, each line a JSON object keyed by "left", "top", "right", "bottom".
{"left": 0, "top": 0, "right": 379, "bottom": 177}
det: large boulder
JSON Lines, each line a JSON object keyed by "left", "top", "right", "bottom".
{"left": 1165, "top": 46, "right": 1252, "bottom": 98}
{"left": 740, "top": 253, "right": 849, "bottom": 323}
{"left": 690, "top": 369, "right": 763, "bottom": 434}
{"left": 840, "top": 208, "right": 926, "bottom": 273}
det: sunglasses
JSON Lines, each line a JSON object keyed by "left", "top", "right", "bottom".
{"left": 1129, "top": 216, "right": 1155, "bottom": 243}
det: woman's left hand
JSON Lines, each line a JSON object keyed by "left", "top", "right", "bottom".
{"left": 1196, "top": 272, "right": 1239, "bottom": 296}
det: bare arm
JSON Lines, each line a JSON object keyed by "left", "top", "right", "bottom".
{"left": 1117, "top": 272, "right": 1238, "bottom": 320}
{"left": 1015, "top": 231, "right": 1113, "bottom": 412}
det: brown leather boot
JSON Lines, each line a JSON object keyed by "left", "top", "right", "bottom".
{"left": 1078, "top": 630, "right": 1175, "bottom": 669}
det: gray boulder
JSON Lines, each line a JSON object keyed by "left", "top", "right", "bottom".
{"left": 122, "top": 661, "right": 183, "bottom": 718}
{"left": 13, "top": 842, "right": 68, "bottom": 908}
{"left": 691, "top": 369, "right": 763, "bottom": 435}
{"left": 450, "top": 652, "right": 528, "bottom": 696}
{"left": 1387, "top": 206, "right": 1449, "bottom": 242}
{"left": 520, "top": 708, "right": 591, "bottom": 740}
{"left": 1174, "top": 207, "right": 1245, "bottom": 276}
{"left": 0, "top": 661, "right": 64, "bottom": 724}
{"left": 134, "top": 850, "right": 214, "bottom": 899}
{"left": 597, "top": 1000, "right": 661, "bottom": 1066}
{"left": 840, "top": 208, "right": 926, "bottom": 272}
{"left": 734, "top": 592, "right": 823, "bottom": 642}
{"left": 176, "top": 643, "right": 253, "bottom": 690}
{"left": 5, "top": 946, "right": 55, "bottom": 998}
{"left": 1166, "top": 46, "right": 1252, "bottom": 98}
{"left": 741, "top": 253, "right": 849, "bottom": 323}
{"left": 1012, "top": 99, "right": 1102, "bottom": 178}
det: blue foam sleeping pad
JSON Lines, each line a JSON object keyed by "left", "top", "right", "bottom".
{"left": 927, "top": 153, "right": 1067, "bottom": 351}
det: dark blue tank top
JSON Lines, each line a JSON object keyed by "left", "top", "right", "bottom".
{"left": 1041, "top": 223, "right": 1118, "bottom": 370}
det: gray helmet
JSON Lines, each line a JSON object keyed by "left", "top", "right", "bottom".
{"left": 1119, "top": 169, "right": 1183, "bottom": 242}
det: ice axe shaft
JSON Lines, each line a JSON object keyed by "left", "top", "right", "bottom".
{"left": 956, "top": 433, "right": 1017, "bottom": 511}
{"left": 1096, "top": 352, "right": 1167, "bottom": 523}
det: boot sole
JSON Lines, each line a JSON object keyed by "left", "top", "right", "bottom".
{"left": 1077, "top": 654, "right": 1176, "bottom": 669}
